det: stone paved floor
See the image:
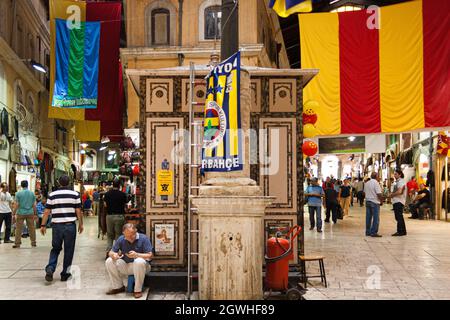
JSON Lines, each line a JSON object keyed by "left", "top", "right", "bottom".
{"left": 1, "top": 204, "right": 450, "bottom": 300}
{"left": 302, "top": 204, "right": 450, "bottom": 300}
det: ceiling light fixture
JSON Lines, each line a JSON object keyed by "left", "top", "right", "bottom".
{"left": 101, "top": 136, "right": 110, "bottom": 144}
{"left": 99, "top": 146, "right": 107, "bottom": 151}
{"left": 348, "top": 136, "right": 356, "bottom": 142}
{"left": 80, "top": 143, "right": 89, "bottom": 149}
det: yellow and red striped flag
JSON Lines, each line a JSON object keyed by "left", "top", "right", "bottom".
{"left": 300, "top": 0, "right": 450, "bottom": 136}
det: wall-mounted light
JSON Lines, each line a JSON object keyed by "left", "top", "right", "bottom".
{"left": 80, "top": 143, "right": 89, "bottom": 149}
{"left": 99, "top": 146, "right": 107, "bottom": 151}
{"left": 30, "top": 60, "right": 47, "bottom": 74}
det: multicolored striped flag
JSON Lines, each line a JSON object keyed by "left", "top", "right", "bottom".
{"left": 49, "top": 0, "right": 123, "bottom": 141}
{"left": 269, "top": 0, "right": 313, "bottom": 17}
{"left": 300, "top": 0, "right": 450, "bottom": 136}
{"left": 202, "top": 52, "right": 243, "bottom": 172}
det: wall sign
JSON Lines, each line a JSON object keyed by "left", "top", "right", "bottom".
{"left": 154, "top": 223, "right": 175, "bottom": 256}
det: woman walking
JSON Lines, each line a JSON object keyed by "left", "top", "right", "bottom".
{"left": 0, "top": 183, "right": 14, "bottom": 244}
{"left": 338, "top": 179, "right": 352, "bottom": 217}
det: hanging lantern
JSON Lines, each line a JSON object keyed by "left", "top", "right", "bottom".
{"left": 302, "top": 140, "right": 318, "bottom": 157}
{"left": 304, "top": 100, "right": 319, "bottom": 110}
{"left": 132, "top": 164, "right": 140, "bottom": 176}
{"left": 303, "top": 123, "right": 318, "bottom": 138}
{"left": 303, "top": 100, "right": 319, "bottom": 125}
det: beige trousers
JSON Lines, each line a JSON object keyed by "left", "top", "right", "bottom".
{"left": 339, "top": 197, "right": 351, "bottom": 217}
{"left": 14, "top": 214, "right": 36, "bottom": 246}
{"left": 105, "top": 257, "right": 151, "bottom": 292}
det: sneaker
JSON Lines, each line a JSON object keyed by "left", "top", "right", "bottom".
{"left": 4, "top": 240, "right": 13, "bottom": 243}
{"left": 309, "top": 226, "right": 314, "bottom": 230}
{"left": 32, "top": 243, "right": 36, "bottom": 247}
{"left": 12, "top": 245, "right": 20, "bottom": 248}
{"left": 317, "top": 229, "right": 322, "bottom": 233}
{"left": 60, "top": 273, "right": 72, "bottom": 282}
{"left": 324, "top": 220, "right": 330, "bottom": 223}
{"left": 45, "top": 268, "right": 53, "bottom": 282}
{"left": 370, "top": 234, "right": 382, "bottom": 237}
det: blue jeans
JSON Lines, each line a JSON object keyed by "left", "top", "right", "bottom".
{"left": 309, "top": 206, "right": 322, "bottom": 230}
{"left": 366, "top": 201, "right": 380, "bottom": 236}
{"left": 46, "top": 223, "right": 77, "bottom": 276}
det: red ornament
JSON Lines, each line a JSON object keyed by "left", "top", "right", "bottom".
{"left": 302, "top": 112, "right": 318, "bottom": 125}
{"left": 302, "top": 140, "right": 318, "bottom": 157}
{"left": 132, "top": 165, "right": 140, "bottom": 176}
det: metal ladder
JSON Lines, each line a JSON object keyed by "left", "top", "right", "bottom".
{"left": 187, "top": 62, "right": 205, "bottom": 300}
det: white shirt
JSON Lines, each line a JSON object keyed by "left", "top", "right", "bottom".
{"left": 364, "top": 179, "right": 382, "bottom": 205}
{"left": 392, "top": 178, "right": 407, "bottom": 205}
{"left": 0, "top": 192, "right": 13, "bottom": 213}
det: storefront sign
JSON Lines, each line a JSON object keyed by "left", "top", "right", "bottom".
{"left": 157, "top": 169, "right": 173, "bottom": 197}
{"left": 318, "top": 136, "right": 365, "bottom": 154}
{"left": 154, "top": 223, "right": 175, "bottom": 256}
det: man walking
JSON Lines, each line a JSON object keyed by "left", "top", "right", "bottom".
{"left": 365, "top": 172, "right": 383, "bottom": 237}
{"left": 104, "top": 180, "right": 128, "bottom": 253}
{"left": 92, "top": 188, "right": 100, "bottom": 216}
{"left": 40, "top": 175, "right": 84, "bottom": 282}
{"left": 13, "top": 181, "right": 37, "bottom": 248}
{"left": 355, "top": 178, "right": 365, "bottom": 207}
{"left": 305, "top": 178, "right": 324, "bottom": 232}
{"left": 105, "top": 223, "right": 153, "bottom": 299}
{"left": 389, "top": 169, "right": 407, "bottom": 236}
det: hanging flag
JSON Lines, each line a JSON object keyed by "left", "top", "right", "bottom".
{"left": 49, "top": 0, "right": 123, "bottom": 141}
{"left": 269, "top": 0, "right": 313, "bottom": 17}
{"left": 300, "top": 0, "right": 450, "bottom": 136}
{"left": 202, "top": 52, "right": 243, "bottom": 172}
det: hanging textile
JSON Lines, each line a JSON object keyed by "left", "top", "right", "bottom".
{"left": 300, "top": 0, "right": 450, "bottom": 135}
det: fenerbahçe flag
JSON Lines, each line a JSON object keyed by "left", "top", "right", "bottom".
{"left": 202, "top": 52, "right": 243, "bottom": 172}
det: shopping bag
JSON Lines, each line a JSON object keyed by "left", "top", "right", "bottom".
{"left": 337, "top": 204, "right": 344, "bottom": 220}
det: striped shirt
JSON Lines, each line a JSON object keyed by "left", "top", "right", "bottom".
{"left": 46, "top": 188, "right": 81, "bottom": 223}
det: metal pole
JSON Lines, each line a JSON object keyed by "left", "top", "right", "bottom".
{"left": 178, "top": 0, "right": 183, "bottom": 47}
{"left": 429, "top": 132, "right": 434, "bottom": 218}
{"left": 187, "top": 62, "right": 194, "bottom": 299}
{"left": 221, "top": 0, "right": 239, "bottom": 60}
{"left": 444, "top": 157, "right": 448, "bottom": 221}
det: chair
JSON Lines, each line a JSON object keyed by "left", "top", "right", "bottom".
{"left": 299, "top": 255, "right": 327, "bottom": 288}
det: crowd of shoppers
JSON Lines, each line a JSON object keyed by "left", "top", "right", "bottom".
{"left": 305, "top": 168, "right": 428, "bottom": 238}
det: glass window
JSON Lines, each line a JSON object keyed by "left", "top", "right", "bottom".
{"left": 204, "top": 6, "right": 221, "bottom": 40}
{"left": 151, "top": 8, "right": 170, "bottom": 45}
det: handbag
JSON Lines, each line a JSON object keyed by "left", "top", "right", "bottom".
{"left": 337, "top": 204, "right": 344, "bottom": 220}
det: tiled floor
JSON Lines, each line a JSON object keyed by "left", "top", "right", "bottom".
{"left": 302, "top": 204, "right": 450, "bottom": 300}
{"left": 1, "top": 204, "right": 450, "bottom": 300}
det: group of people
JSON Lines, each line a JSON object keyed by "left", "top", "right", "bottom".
{"left": 0, "top": 176, "right": 153, "bottom": 299}
{"left": 0, "top": 181, "right": 50, "bottom": 246}
{"left": 305, "top": 169, "right": 427, "bottom": 237}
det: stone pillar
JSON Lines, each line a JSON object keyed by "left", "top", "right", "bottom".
{"left": 192, "top": 68, "right": 274, "bottom": 300}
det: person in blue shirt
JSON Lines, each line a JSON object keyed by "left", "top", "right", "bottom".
{"left": 105, "top": 223, "right": 153, "bottom": 299}
{"left": 305, "top": 178, "right": 325, "bottom": 232}
{"left": 36, "top": 197, "right": 46, "bottom": 229}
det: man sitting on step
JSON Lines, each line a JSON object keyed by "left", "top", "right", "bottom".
{"left": 105, "top": 223, "right": 153, "bottom": 299}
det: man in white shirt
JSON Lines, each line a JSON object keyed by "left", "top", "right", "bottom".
{"left": 364, "top": 172, "right": 384, "bottom": 237}
{"left": 388, "top": 169, "right": 407, "bottom": 236}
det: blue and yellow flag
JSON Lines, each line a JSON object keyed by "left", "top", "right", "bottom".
{"left": 202, "top": 52, "right": 243, "bottom": 172}
{"left": 269, "top": 0, "right": 313, "bottom": 17}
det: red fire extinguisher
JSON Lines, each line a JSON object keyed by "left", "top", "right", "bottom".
{"left": 265, "top": 225, "right": 302, "bottom": 292}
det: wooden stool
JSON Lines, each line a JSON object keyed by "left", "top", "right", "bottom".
{"left": 299, "top": 255, "right": 327, "bottom": 288}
